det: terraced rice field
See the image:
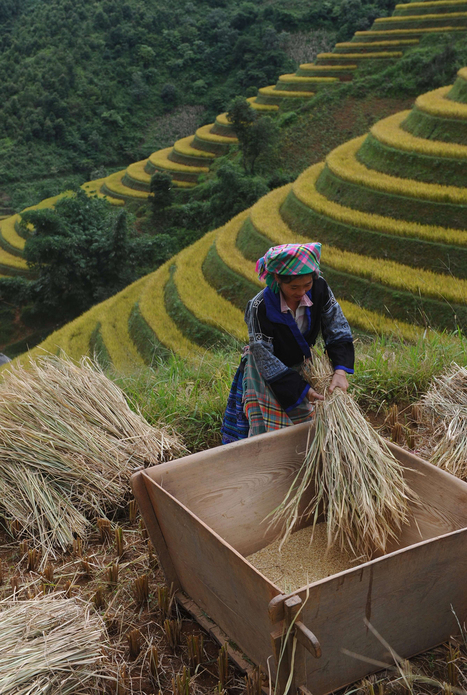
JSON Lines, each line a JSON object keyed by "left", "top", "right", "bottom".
{"left": 1, "top": 0, "right": 465, "bottom": 280}
{"left": 91, "top": 0, "right": 467, "bottom": 200}
{"left": 20, "top": 69, "right": 467, "bottom": 369}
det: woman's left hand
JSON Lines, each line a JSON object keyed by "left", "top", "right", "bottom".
{"left": 328, "top": 369, "right": 349, "bottom": 394}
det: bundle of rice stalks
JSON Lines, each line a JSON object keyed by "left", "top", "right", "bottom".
{"left": 420, "top": 363, "right": 467, "bottom": 479}
{"left": 271, "top": 353, "right": 414, "bottom": 560}
{"left": 0, "top": 593, "right": 113, "bottom": 694}
{"left": 0, "top": 355, "right": 184, "bottom": 558}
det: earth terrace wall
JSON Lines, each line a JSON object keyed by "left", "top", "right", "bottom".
{"left": 290, "top": 162, "right": 467, "bottom": 250}
{"left": 165, "top": 265, "right": 236, "bottom": 350}
{"left": 281, "top": 189, "right": 467, "bottom": 279}
{"left": 394, "top": 1, "right": 467, "bottom": 16}
{"left": 356, "top": 112, "right": 467, "bottom": 185}
{"left": 317, "top": 136, "right": 467, "bottom": 229}
{"left": 371, "top": 12, "right": 467, "bottom": 30}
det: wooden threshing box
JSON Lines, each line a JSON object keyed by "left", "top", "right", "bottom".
{"left": 131, "top": 422, "right": 467, "bottom": 695}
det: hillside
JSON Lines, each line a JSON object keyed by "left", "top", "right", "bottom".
{"left": 21, "top": 68, "right": 467, "bottom": 373}
{"left": 1, "top": 0, "right": 467, "bottom": 358}
{"left": 91, "top": 0, "right": 467, "bottom": 201}
{"left": 0, "top": 0, "right": 397, "bottom": 213}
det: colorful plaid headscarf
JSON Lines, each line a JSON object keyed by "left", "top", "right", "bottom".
{"left": 256, "top": 243, "right": 321, "bottom": 293}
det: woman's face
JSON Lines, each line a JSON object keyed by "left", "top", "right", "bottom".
{"left": 276, "top": 274, "right": 313, "bottom": 304}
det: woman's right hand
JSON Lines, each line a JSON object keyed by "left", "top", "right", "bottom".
{"left": 306, "top": 386, "right": 324, "bottom": 403}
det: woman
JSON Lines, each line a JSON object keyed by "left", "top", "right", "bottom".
{"left": 221, "top": 242, "right": 354, "bottom": 444}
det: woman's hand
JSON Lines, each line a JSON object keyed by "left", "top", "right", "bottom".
{"left": 306, "top": 386, "right": 325, "bottom": 403}
{"left": 328, "top": 369, "right": 349, "bottom": 394}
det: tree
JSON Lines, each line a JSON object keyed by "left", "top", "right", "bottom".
{"left": 227, "top": 97, "right": 279, "bottom": 173}
{"left": 205, "top": 162, "right": 269, "bottom": 224}
{"left": 149, "top": 171, "right": 174, "bottom": 229}
{"left": 21, "top": 189, "right": 175, "bottom": 321}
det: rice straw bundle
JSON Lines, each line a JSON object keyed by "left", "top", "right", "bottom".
{"left": 271, "top": 353, "right": 414, "bottom": 560}
{"left": 420, "top": 363, "right": 467, "bottom": 479}
{"left": 0, "top": 355, "right": 184, "bottom": 557}
{"left": 0, "top": 594, "right": 113, "bottom": 694}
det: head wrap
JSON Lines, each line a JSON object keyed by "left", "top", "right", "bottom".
{"left": 255, "top": 243, "right": 321, "bottom": 293}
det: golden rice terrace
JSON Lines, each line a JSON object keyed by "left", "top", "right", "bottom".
{"left": 22, "top": 69, "right": 467, "bottom": 370}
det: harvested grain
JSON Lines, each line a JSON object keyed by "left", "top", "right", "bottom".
{"left": 271, "top": 352, "right": 414, "bottom": 560}
{"left": 246, "top": 523, "right": 355, "bottom": 593}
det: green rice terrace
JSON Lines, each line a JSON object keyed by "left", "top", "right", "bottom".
{"left": 77, "top": 0, "right": 467, "bottom": 197}
{"left": 11, "top": 66, "right": 465, "bottom": 371}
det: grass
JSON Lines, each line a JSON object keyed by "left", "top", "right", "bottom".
{"left": 0, "top": 214, "right": 25, "bottom": 251}
{"left": 138, "top": 261, "right": 203, "bottom": 360}
{"left": 195, "top": 124, "right": 237, "bottom": 144}
{"left": 353, "top": 329, "right": 467, "bottom": 408}
{"left": 326, "top": 135, "right": 467, "bottom": 204}
{"left": 120, "top": 330, "right": 467, "bottom": 450}
{"left": 148, "top": 147, "right": 209, "bottom": 174}
{"left": 173, "top": 228, "right": 247, "bottom": 343}
{"left": 258, "top": 86, "right": 315, "bottom": 97}
{"left": 115, "top": 350, "right": 238, "bottom": 452}
{"left": 96, "top": 276, "right": 148, "bottom": 372}
{"left": 173, "top": 136, "right": 216, "bottom": 158}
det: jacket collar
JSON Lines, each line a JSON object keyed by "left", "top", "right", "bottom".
{"left": 263, "top": 287, "right": 312, "bottom": 358}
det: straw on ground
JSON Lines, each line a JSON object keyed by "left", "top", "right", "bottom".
{"left": 420, "top": 363, "right": 467, "bottom": 480}
{"left": 0, "top": 355, "right": 184, "bottom": 559}
{"left": 0, "top": 593, "right": 113, "bottom": 694}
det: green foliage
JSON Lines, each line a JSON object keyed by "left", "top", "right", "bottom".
{"left": 21, "top": 189, "right": 176, "bottom": 321}
{"left": 202, "top": 162, "right": 270, "bottom": 220}
{"left": 149, "top": 171, "right": 174, "bottom": 228}
{"left": 0, "top": 0, "right": 396, "bottom": 194}
{"left": 226, "top": 97, "right": 280, "bottom": 173}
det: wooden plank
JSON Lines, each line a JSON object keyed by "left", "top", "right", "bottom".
{"left": 141, "top": 471, "right": 280, "bottom": 672}
{"left": 130, "top": 470, "right": 181, "bottom": 590}
{"left": 289, "top": 526, "right": 467, "bottom": 695}
{"left": 142, "top": 422, "right": 315, "bottom": 556}
{"left": 267, "top": 445, "right": 467, "bottom": 624}
{"left": 285, "top": 595, "right": 304, "bottom": 694}
{"left": 295, "top": 621, "right": 321, "bottom": 659}
{"left": 387, "top": 443, "right": 467, "bottom": 550}
{"left": 269, "top": 594, "right": 287, "bottom": 624}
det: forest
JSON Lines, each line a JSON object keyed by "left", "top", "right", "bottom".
{"left": 0, "top": 0, "right": 394, "bottom": 210}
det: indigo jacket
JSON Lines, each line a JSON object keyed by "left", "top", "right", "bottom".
{"left": 244, "top": 278, "right": 355, "bottom": 412}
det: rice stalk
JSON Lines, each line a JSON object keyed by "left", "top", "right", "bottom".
{"left": 0, "top": 593, "right": 113, "bottom": 694}
{"left": 0, "top": 354, "right": 184, "bottom": 561}
{"left": 420, "top": 363, "right": 467, "bottom": 479}
{"left": 271, "top": 353, "right": 415, "bottom": 559}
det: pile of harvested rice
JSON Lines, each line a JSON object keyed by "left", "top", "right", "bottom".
{"left": 420, "top": 363, "right": 467, "bottom": 479}
{"left": 0, "top": 355, "right": 184, "bottom": 557}
{"left": 247, "top": 523, "right": 355, "bottom": 593}
{"left": 271, "top": 353, "right": 415, "bottom": 561}
{"left": 0, "top": 594, "right": 113, "bottom": 694}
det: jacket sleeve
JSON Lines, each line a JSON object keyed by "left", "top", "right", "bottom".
{"left": 245, "top": 296, "right": 310, "bottom": 412}
{"left": 320, "top": 283, "right": 355, "bottom": 373}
